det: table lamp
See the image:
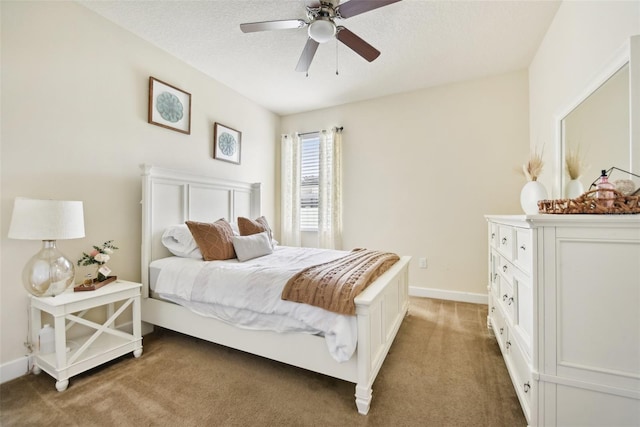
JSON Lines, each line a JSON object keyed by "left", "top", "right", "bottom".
{"left": 8, "top": 197, "right": 85, "bottom": 297}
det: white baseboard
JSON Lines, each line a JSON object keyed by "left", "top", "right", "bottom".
{"left": 1, "top": 355, "right": 32, "bottom": 384}
{"left": 409, "top": 286, "right": 488, "bottom": 305}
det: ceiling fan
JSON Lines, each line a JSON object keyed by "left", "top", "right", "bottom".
{"left": 240, "top": 0, "right": 402, "bottom": 73}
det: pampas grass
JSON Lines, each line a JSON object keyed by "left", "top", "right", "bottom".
{"left": 565, "top": 145, "right": 586, "bottom": 180}
{"left": 522, "top": 147, "right": 544, "bottom": 181}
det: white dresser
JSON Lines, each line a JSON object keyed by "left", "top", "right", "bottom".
{"left": 485, "top": 214, "right": 640, "bottom": 426}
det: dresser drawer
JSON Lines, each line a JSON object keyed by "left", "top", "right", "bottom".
{"left": 490, "top": 306, "right": 508, "bottom": 351}
{"left": 489, "top": 251, "right": 501, "bottom": 299}
{"left": 514, "top": 228, "right": 532, "bottom": 274}
{"left": 507, "top": 336, "right": 533, "bottom": 421}
{"left": 498, "top": 225, "right": 514, "bottom": 260}
{"left": 498, "top": 255, "right": 514, "bottom": 285}
{"left": 489, "top": 222, "right": 499, "bottom": 249}
{"left": 499, "top": 277, "right": 516, "bottom": 323}
{"left": 513, "top": 272, "right": 533, "bottom": 355}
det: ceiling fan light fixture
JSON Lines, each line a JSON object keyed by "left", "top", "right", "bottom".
{"left": 308, "top": 19, "right": 336, "bottom": 44}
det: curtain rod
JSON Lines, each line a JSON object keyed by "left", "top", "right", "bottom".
{"left": 297, "top": 126, "right": 343, "bottom": 137}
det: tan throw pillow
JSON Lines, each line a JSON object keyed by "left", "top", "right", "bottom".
{"left": 237, "top": 216, "right": 273, "bottom": 245}
{"left": 185, "top": 219, "right": 236, "bottom": 261}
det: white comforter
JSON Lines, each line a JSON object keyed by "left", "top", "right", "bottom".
{"left": 152, "top": 246, "right": 358, "bottom": 362}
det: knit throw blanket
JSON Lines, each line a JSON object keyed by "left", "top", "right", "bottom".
{"left": 281, "top": 248, "right": 400, "bottom": 315}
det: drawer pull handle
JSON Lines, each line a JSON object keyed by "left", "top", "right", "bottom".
{"left": 501, "top": 237, "right": 507, "bottom": 245}
{"left": 520, "top": 244, "right": 526, "bottom": 251}
{"left": 506, "top": 340, "right": 511, "bottom": 349}
{"left": 493, "top": 273, "right": 498, "bottom": 281}
{"left": 491, "top": 233, "right": 496, "bottom": 239}
{"left": 502, "top": 265, "right": 508, "bottom": 272}
{"left": 503, "top": 294, "right": 508, "bottom": 301}
{"left": 524, "top": 382, "right": 531, "bottom": 393}
{"left": 508, "top": 297, "right": 514, "bottom": 306}
{"left": 491, "top": 306, "right": 495, "bottom": 313}
{"left": 499, "top": 327, "right": 504, "bottom": 335}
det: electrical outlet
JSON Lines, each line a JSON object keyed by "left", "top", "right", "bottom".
{"left": 419, "top": 257, "right": 427, "bottom": 269}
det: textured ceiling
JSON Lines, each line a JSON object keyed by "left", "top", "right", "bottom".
{"left": 78, "top": 0, "right": 561, "bottom": 116}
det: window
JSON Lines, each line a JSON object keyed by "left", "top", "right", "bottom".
{"left": 300, "top": 134, "right": 319, "bottom": 230}
{"left": 281, "top": 129, "right": 342, "bottom": 248}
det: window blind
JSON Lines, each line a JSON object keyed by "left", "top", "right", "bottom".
{"left": 300, "top": 135, "right": 319, "bottom": 230}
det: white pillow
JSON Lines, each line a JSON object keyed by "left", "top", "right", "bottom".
{"left": 232, "top": 231, "right": 273, "bottom": 262}
{"left": 230, "top": 222, "right": 240, "bottom": 236}
{"left": 161, "top": 224, "right": 202, "bottom": 259}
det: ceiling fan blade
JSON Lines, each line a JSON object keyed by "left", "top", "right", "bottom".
{"left": 337, "top": 0, "right": 402, "bottom": 19}
{"left": 240, "top": 19, "right": 307, "bottom": 33}
{"left": 295, "top": 38, "right": 320, "bottom": 72}
{"left": 336, "top": 27, "right": 380, "bottom": 62}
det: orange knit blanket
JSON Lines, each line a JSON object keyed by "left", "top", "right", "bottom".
{"left": 281, "top": 248, "right": 400, "bottom": 315}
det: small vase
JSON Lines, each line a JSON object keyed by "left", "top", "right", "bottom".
{"left": 520, "top": 181, "right": 548, "bottom": 214}
{"left": 95, "top": 265, "right": 107, "bottom": 282}
{"left": 565, "top": 179, "right": 584, "bottom": 199}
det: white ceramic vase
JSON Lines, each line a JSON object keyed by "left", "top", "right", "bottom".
{"left": 520, "top": 181, "right": 548, "bottom": 214}
{"left": 565, "top": 179, "right": 584, "bottom": 199}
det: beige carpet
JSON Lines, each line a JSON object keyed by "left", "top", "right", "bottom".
{"left": 1, "top": 298, "right": 526, "bottom": 426}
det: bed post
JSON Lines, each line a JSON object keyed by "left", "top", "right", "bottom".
{"left": 355, "top": 308, "right": 373, "bottom": 414}
{"left": 140, "top": 164, "right": 153, "bottom": 298}
{"left": 353, "top": 255, "right": 411, "bottom": 415}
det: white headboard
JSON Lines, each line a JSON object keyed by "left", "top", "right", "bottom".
{"left": 140, "top": 165, "right": 261, "bottom": 297}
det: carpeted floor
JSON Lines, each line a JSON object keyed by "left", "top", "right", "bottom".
{"left": 0, "top": 298, "right": 526, "bottom": 426}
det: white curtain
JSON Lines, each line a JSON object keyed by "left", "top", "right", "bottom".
{"left": 318, "top": 128, "right": 343, "bottom": 249}
{"left": 280, "top": 133, "right": 301, "bottom": 246}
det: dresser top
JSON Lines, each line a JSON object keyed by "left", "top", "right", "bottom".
{"left": 485, "top": 214, "right": 640, "bottom": 228}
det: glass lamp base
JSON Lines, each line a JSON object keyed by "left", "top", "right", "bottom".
{"left": 23, "top": 240, "right": 76, "bottom": 297}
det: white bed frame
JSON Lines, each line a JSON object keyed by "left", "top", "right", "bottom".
{"left": 140, "top": 165, "right": 410, "bottom": 414}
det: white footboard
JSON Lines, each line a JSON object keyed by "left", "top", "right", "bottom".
{"left": 353, "top": 255, "right": 411, "bottom": 414}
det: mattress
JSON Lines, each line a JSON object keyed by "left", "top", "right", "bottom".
{"left": 149, "top": 246, "right": 358, "bottom": 362}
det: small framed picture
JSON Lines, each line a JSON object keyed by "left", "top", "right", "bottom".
{"left": 148, "top": 77, "right": 191, "bottom": 134}
{"left": 213, "top": 122, "right": 241, "bottom": 164}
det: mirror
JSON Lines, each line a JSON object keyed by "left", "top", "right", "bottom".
{"left": 562, "top": 64, "right": 630, "bottom": 193}
{"left": 557, "top": 36, "right": 640, "bottom": 198}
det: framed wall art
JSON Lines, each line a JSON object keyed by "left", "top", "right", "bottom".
{"left": 213, "top": 122, "right": 241, "bottom": 164}
{"left": 148, "top": 77, "right": 191, "bottom": 134}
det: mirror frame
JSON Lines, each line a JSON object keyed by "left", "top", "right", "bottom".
{"left": 555, "top": 35, "right": 640, "bottom": 198}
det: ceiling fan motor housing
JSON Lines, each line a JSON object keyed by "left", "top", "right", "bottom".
{"left": 307, "top": 2, "right": 338, "bottom": 43}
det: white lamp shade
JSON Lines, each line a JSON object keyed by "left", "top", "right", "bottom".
{"left": 308, "top": 19, "right": 336, "bottom": 44}
{"left": 8, "top": 198, "right": 85, "bottom": 240}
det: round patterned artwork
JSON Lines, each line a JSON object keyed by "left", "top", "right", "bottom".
{"left": 156, "top": 91, "right": 184, "bottom": 123}
{"left": 218, "top": 132, "right": 237, "bottom": 156}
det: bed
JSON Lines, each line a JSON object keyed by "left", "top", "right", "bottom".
{"left": 140, "top": 165, "right": 411, "bottom": 414}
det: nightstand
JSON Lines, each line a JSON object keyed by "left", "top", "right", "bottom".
{"left": 30, "top": 280, "right": 143, "bottom": 391}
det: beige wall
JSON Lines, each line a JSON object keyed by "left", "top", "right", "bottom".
{"left": 281, "top": 70, "right": 530, "bottom": 298}
{"left": 529, "top": 1, "right": 640, "bottom": 197}
{"left": 1, "top": 2, "right": 278, "bottom": 370}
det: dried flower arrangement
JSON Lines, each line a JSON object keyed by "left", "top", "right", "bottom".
{"left": 522, "top": 147, "right": 544, "bottom": 182}
{"left": 565, "top": 145, "right": 587, "bottom": 180}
